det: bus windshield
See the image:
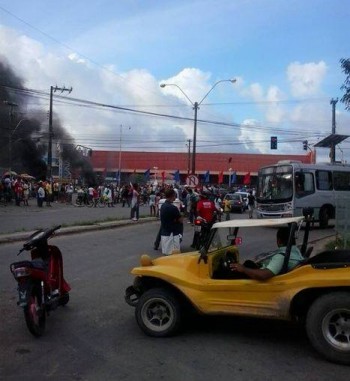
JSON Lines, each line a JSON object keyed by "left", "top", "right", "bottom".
{"left": 257, "top": 165, "right": 293, "bottom": 202}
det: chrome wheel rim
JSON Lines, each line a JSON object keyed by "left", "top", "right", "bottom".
{"left": 322, "top": 308, "right": 350, "bottom": 351}
{"left": 141, "top": 297, "right": 174, "bottom": 332}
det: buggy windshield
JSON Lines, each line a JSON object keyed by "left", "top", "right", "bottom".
{"left": 207, "top": 227, "right": 236, "bottom": 253}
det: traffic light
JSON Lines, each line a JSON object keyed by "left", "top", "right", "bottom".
{"left": 303, "top": 140, "right": 308, "bottom": 151}
{"left": 270, "top": 136, "right": 277, "bottom": 150}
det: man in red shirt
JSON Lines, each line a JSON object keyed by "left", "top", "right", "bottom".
{"left": 196, "top": 192, "right": 217, "bottom": 224}
{"left": 191, "top": 191, "right": 217, "bottom": 249}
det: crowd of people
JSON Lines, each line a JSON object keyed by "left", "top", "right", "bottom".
{"left": 1, "top": 175, "right": 261, "bottom": 260}
{"left": 0, "top": 177, "right": 66, "bottom": 207}
{"left": 0, "top": 176, "right": 254, "bottom": 217}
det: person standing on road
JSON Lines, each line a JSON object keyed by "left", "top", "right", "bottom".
{"left": 104, "top": 185, "right": 113, "bottom": 207}
{"left": 130, "top": 183, "right": 140, "bottom": 221}
{"left": 23, "top": 181, "right": 29, "bottom": 206}
{"left": 37, "top": 182, "right": 45, "bottom": 207}
{"left": 65, "top": 183, "right": 73, "bottom": 204}
{"left": 88, "top": 186, "right": 94, "bottom": 204}
{"left": 45, "top": 181, "right": 52, "bottom": 206}
{"left": 214, "top": 193, "right": 223, "bottom": 221}
{"left": 223, "top": 197, "right": 231, "bottom": 221}
{"left": 149, "top": 191, "right": 156, "bottom": 217}
{"left": 160, "top": 189, "right": 183, "bottom": 255}
{"left": 92, "top": 186, "right": 99, "bottom": 207}
{"left": 121, "top": 185, "right": 129, "bottom": 207}
{"left": 248, "top": 190, "right": 255, "bottom": 219}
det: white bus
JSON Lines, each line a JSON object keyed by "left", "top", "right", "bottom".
{"left": 256, "top": 160, "right": 350, "bottom": 228}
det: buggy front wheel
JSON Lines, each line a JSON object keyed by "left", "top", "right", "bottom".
{"left": 135, "top": 288, "right": 182, "bottom": 337}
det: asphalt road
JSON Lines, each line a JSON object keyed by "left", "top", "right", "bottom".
{"left": 0, "top": 199, "right": 150, "bottom": 235}
{"left": 0, "top": 199, "right": 336, "bottom": 246}
{"left": 0, "top": 223, "right": 347, "bottom": 381}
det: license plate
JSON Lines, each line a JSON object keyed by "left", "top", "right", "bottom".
{"left": 194, "top": 225, "right": 201, "bottom": 232}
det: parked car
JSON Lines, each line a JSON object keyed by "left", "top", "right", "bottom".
{"left": 223, "top": 193, "right": 245, "bottom": 213}
{"left": 234, "top": 191, "right": 250, "bottom": 210}
{"left": 125, "top": 212, "right": 350, "bottom": 365}
{"left": 217, "top": 188, "right": 229, "bottom": 197}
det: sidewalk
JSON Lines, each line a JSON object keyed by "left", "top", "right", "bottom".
{"left": 0, "top": 199, "right": 157, "bottom": 244}
{"left": 0, "top": 199, "right": 336, "bottom": 252}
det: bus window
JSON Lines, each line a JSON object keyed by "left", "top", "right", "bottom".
{"left": 316, "top": 170, "right": 332, "bottom": 190}
{"left": 333, "top": 171, "right": 350, "bottom": 191}
{"left": 295, "top": 172, "right": 315, "bottom": 198}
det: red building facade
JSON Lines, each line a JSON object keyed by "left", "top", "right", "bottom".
{"left": 90, "top": 150, "right": 315, "bottom": 184}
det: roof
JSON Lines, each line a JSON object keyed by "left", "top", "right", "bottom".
{"left": 212, "top": 216, "right": 304, "bottom": 229}
{"left": 90, "top": 151, "right": 314, "bottom": 175}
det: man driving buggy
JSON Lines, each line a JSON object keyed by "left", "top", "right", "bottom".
{"left": 229, "top": 226, "right": 304, "bottom": 280}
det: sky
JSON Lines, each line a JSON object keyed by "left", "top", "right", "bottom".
{"left": 0, "top": 0, "right": 349, "bottom": 164}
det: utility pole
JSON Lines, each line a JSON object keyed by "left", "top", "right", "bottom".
{"left": 47, "top": 85, "right": 73, "bottom": 180}
{"left": 187, "top": 139, "right": 192, "bottom": 175}
{"left": 3, "top": 101, "right": 18, "bottom": 179}
{"left": 330, "top": 98, "right": 338, "bottom": 164}
{"left": 160, "top": 79, "right": 236, "bottom": 175}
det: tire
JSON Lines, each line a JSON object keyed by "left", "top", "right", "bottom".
{"left": 319, "top": 207, "right": 329, "bottom": 229}
{"left": 306, "top": 292, "right": 350, "bottom": 365}
{"left": 135, "top": 288, "right": 182, "bottom": 337}
{"left": 98, "top": 200, "right": 106, "bottom": 208}
{"left": 59, "top": 292, "right": 70, "bottom": 306}
{"left": 24, "top": 283, "right": 46, "bottom": 337}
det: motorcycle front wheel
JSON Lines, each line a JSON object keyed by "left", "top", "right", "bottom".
{"left": 24, "top": 283, "right": 46, "bottom": 337}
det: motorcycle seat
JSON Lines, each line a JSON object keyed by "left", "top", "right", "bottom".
{"left": 11, "top": 259, "right": 47, "bottom": 271}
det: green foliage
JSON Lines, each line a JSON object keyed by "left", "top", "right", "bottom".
{"left": 340, "top": 58, "right": 350, "bottom": 110}
{"left": 325, "top": 235, "right": 350, "bottom": 250}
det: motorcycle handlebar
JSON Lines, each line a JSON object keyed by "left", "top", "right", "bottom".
{"left": 19, "top": 225, "right": 62, "bottom": 254}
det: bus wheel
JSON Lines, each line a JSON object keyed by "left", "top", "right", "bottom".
{"left": 319, "top": 207, "right": 329, "bottom": 229}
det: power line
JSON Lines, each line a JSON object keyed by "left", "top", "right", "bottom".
{"left": 1, "top": 83, "right": 336, "bottom": 139}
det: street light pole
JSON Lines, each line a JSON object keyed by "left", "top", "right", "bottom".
{"left": 160, "top": 79, "right": 236, "bottom": 175}
{"left": 118, "top": 125, "right": 131, "bottom": 187}
{"left": 118, "top": 124, "right": 122, "bottom": 187}
{"left": 192, "top": 102, "right": 199, "bottom": 175}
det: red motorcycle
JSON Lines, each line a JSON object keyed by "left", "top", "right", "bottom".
{"left": 10, "top": 225, "right": 71, "bottom": 337}
{"left": 191, "top": 216, "right": 210, "bottom": 250}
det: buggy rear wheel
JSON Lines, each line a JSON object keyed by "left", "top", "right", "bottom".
{"left": 306, "top": 292, "right": 350, "bottom": 364}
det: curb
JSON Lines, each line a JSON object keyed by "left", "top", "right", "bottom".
{"left": 309, "top": 234, "right": 336, "bottom": 254}
{"left": 0, "top": 217, "right": 158, "bottom": 245}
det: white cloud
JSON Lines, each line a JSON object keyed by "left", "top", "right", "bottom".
{"left": 160, "top": 68, "right": 212, "bottom": 105}
{"left": 238, "top": 119, "right": 268, "bottom": 153}
{"left": 1, "top": 24, "right": 348, "bottom": 162}
{"left": 287, "top": 61, "right": 327, "bottom": 97}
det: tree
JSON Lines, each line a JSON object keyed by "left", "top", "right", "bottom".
{"left": 340, "top": 58, "right": 350, "bottom": 110}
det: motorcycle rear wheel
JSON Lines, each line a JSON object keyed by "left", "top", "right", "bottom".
{"left": 24, "top": 283, "right": 46, "bottom": 337}
{"left": 59, "top": 292, "right": 70, "bottom": 306}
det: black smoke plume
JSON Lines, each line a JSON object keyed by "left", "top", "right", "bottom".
{"left": 0, "top": 59, "right": 96, "bottom": 184}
